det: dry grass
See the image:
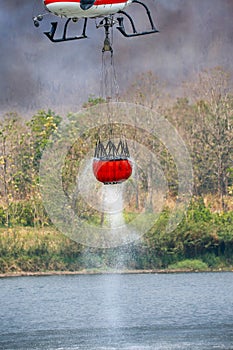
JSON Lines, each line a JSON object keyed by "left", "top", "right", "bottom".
{"left": 203, "top": 194, "right": 233, "bottom": 212}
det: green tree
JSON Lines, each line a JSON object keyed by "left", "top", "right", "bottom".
{"left": 28, "top": 109, "right": 62, "bottom": 170}
{"left": 0, "top": 113, "right": 35, "bottom": 225}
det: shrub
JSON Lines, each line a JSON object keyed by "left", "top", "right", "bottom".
{"left": 201, "top": 253, "right": 222, "bottom": 268}
{"left": 168, "top": 259, "right": 208, "bottom": 271}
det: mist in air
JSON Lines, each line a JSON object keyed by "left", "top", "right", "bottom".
{"left": 1, "top": 0, "right": 233, "bottom": 115}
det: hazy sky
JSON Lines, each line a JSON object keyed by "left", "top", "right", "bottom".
{"left": 1, "top": 0, "right": 233, "bottom": 116}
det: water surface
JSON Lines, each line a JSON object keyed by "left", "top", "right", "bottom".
{"left": 0, "top": 272, "right": 232, "bottom": 349}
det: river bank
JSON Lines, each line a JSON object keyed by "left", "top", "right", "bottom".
{"left": 1, "top": 201, "right": 233, "bottom": 275}
{"left": 0, "top": 208, "right": 233, "bottom": 275}
{"left": 1, "top": 267, "right": 233, "bottom": 278}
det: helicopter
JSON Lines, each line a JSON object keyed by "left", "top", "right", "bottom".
{"left": 33, "top": 0, "right": 158, "bottom": 46}
{"left": 32, "top": 1, "right": 158, "bottom": 185}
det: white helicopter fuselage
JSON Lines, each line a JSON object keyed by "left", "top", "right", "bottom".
{"left": 43, "top": 0, "right": 133, "bottom": 18}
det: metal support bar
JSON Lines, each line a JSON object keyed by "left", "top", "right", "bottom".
{"left": 133, "top": 0, "right": 156, "bottom": 30}
{"left": 117, "top": 11, "right": 137, "bottom": 34}
{"left": 44, "top": 18, "right": 88, "bottom": 42}
{"left": 116, "top": 0, "right": 159, "bottom": 38}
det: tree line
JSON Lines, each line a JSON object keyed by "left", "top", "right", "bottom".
{"left": 122, "top": 67, "right": 232, "bottom": 210}
{"left": 0, "top": 67, "right": 232, "bottom": 223}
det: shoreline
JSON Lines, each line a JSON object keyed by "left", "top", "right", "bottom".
{"left": 1, "top": 268, "right": 232, "bottom": 278}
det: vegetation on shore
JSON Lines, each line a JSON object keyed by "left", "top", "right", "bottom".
{"left": 0, "top": 199, "right": 232, "bottom": 274}
{"left": 0, "top": 67, "right": 232, "bottom": 275}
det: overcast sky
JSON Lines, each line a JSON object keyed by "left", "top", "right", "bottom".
{"left": 1, "top": 0, "right": 233, "bottom": 116}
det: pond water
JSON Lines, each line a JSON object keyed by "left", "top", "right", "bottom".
{"left": 0, "top": 272, "right": 233, "bottom": 349}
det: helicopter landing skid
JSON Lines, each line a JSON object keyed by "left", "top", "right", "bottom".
{"left": 44, "top": 18, "right": 88, "bottom": 42}
{"left": 116, "top": 0, "right": 158, "bottom": 37}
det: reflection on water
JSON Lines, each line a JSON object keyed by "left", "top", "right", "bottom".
{"left": 0, "top": 272, "right": 233, "bottom": 350}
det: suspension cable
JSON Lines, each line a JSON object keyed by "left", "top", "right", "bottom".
{"left": 98, "top": 16, "right": 126, "bottom": 145}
